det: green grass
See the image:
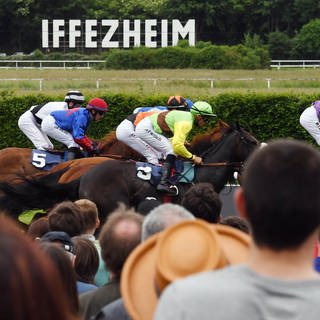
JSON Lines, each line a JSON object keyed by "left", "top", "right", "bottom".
{"left": 1, "top": 68, "right": 320, "bottom": 96}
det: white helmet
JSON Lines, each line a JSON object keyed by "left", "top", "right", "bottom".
{"left": 64, "top": 90, "right": 85, "bottom": 105}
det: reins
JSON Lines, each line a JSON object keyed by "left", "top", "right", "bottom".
{"left": 96, "top": 153, "right": 129, "bottom": 160}
{"left": 200, "top": 161, "right": 244, "bottom": 168}
{"left": 173, "top": 130, "right": 245, "bottom": 185}
{"left": 196, "top": 130, "right": 243, "bottom": 169}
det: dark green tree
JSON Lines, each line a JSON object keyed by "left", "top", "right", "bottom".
{"left": 292, "top": 18, "right": 320, "bottom": 58}
{"left": 267, "top": 31, "right": 293, "bottom": 59}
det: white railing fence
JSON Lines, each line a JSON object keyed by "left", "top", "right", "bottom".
{"left": 0, "top": 59, "right": 319, "bottom": 69}
{"left": 0, "top": 60, "right": 105, "bottom": 69}
{"left": 270, "top": 60, "right": 320, "bottom": 69}
{"left": 0, "top": 77, "right": 318, "bottom": 91}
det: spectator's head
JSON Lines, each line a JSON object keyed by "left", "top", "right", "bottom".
{"left": 74, "top": 199, "right": 100, "bottom": 234}
{"left": 72, "top": 236, "right": 99, "bottom": 284}
{"left": 40, "top": 231, "right": 75, "bottom": 255}
{"left": 181, "top": 182, "right": 222, "bottom": 223}
{"left": 27, "top": 216, "right": 50, "bottom": 240}
{"left": 48, "top": 201, "right": 83, "bottom": 237}
{"left": 38, "top": 242, "right": 78, "bottom": 315}
{"left": 220, "top": 215, "right": 250, "bottom": 234}
{"left": 121, "top": 219, "right": 250, "bottom": 320}
{"left": 142, "top": 203, "right": 195, "bottom": 241}
{"left": 99, "top": 204, "right": 143, "bottom": 278}
{"left": 0, "top": 215, "right": 78, "bottom": 320}
{"left": 236, "top": 139, "right": 320, "bottom": 250}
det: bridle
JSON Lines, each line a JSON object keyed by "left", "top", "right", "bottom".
{"left": 199, "top": 127, "right": 257, "bottom": 171}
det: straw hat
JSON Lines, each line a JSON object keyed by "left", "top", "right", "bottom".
{"left": 121, "top": 219, "right": 250, "bottom": 320}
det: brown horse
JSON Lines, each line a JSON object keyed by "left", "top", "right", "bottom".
{"left": 0, "top": 131, "right": 144, "bottom": 183}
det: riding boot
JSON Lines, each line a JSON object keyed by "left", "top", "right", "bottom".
{"left": 157, "top": 155, "right": 178, "bottom": 196}
{"left": 67, "top": 147, "right": 82, "bottom": 161}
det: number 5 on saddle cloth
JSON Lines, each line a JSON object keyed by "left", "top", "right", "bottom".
{"left": 31, "top": 149, "right": 68, "bottom": 170}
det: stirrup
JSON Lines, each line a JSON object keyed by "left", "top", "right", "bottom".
{"left": 157, "top": 183, "right": 179, "bottom": 196}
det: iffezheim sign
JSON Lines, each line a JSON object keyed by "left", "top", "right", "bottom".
{"left": 42, "top": 19, "right": 195, "bottom": 49}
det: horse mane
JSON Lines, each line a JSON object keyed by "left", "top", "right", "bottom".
{"left": 97, "top": 131, "right": 118, "bottom": 151}
{"left": 96, "top": 130, "right": 146, "bottom": 161}
{"left": 189, "top": 120, "right": 231, "bottom": 154}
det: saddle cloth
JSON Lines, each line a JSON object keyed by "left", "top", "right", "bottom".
{"left": 136, "top": 160, "right": 195, "bottom": 186}
{"left": 30, "top": 149, "right": 67, "bottom": 170}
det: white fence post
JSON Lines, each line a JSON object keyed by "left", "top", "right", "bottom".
{"left": 266, "top": 78, "right": 271, "bottom": 89}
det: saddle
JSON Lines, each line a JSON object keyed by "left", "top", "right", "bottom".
{"left": 136, "top": 160, "right": 195, "bottom": 187}
{"left": 30, "top": 149, "right": 68, "bottom": 170}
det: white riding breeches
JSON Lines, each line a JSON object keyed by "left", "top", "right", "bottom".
{"left": 116, "top": 119, "right": 162, "bottom": 164}
{"left": 135, "top": 117, "right": 175, "bottom": 159}
{"left": 300, "top": 106, "right": 320, "bottom": 145}
{"left": 18, "top": 110, "right": 54, "bottom": 150}
{"left": 41, "top": 115, "right": 79, "bottom": 149}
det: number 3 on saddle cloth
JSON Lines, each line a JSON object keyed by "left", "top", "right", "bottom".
{"left": 31, "top": 149, "right": 68, "bottom": 170}
{"left": 136, "top": 160, "right": 195, "bottom": 187}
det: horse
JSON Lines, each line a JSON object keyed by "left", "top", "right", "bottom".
{"left": 0, "top": 121, "right": 259, "bottom": 224}
{"left": 0, "top": 131, "right": 144, "bottom": 183}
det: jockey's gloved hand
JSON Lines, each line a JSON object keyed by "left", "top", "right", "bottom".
{"left": 91, "top": 142, "right": 100, "bottom": 156}
{"left": 192, "top": 155, "right": 203, "bottom": 165}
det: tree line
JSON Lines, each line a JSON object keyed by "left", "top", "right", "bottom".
{"left": 0, "top": 0, "right": 320, "bottom": 59}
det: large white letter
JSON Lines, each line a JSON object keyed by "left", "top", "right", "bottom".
{"left": 69, "top": 20, "right": 81, "bottom": 48}
{"left": 123, "top": 20, "right": 140, "bottom": 48}
{"left": 172, "top": 19, "right": 195, "bottom": 46}
{"left": 85, "top": 20, "right": 98, "bottom": 48}
{"left": 161, "top": 20, "right": 168, "bottom": 47}
{"left": 53, "top": 19, "right": 65, "bottom": 48}
{"left": 145, "top": 19, "right": 157, "bottom": 48}
{"left": 42, "top": 19, "right": 48, "bottom": 48}
{"left": 101, "top": 20, "right": 119, "bottom": 48}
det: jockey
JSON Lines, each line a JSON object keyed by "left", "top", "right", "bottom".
{"left": 135, "top": 101, "right": 216, "bottom": 195}
{"left": 41, "top": 98, "right": 109, "bottom": 160}
{"left": 18, "top": 90, "right": 85, "bottom": 150}
{"left": 116, "top": 96, "right": 193, "bottom": 164}
{"left": 300, "top": 100, "right": 320, "bottom": 145}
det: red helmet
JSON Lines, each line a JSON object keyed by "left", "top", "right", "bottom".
{"left": 87, "top": 98, "right": 109, "bottom": 112}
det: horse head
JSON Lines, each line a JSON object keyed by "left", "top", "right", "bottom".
{"left": 191, "top": 122, "right": 259, "bottom": 190}
{"left": 229, "top": 123, "right": 259, "bottom": 163}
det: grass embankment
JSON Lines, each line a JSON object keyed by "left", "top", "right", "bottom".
{"left": 0, "top": 68, "right": 319, "bottom": 96}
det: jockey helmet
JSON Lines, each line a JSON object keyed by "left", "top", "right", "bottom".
{"left": 87, "top": 98, "right": 109, "bottom": 112}
{"left": 64, "top": 90, "right": 85, "bottom": 105}
{"left": 167, "top": 96, "right": 187, "bottom": 110}
{"left": 190, "top": 101, "right": 216, "bottom": 117}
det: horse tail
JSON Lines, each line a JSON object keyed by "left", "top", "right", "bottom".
{"left": 0, "top": 168, "right": 80, "bottom": 220}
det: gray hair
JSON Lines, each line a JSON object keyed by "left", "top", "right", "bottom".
{"left": 141, "top": 203, "right": 195, "bottom": 241}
